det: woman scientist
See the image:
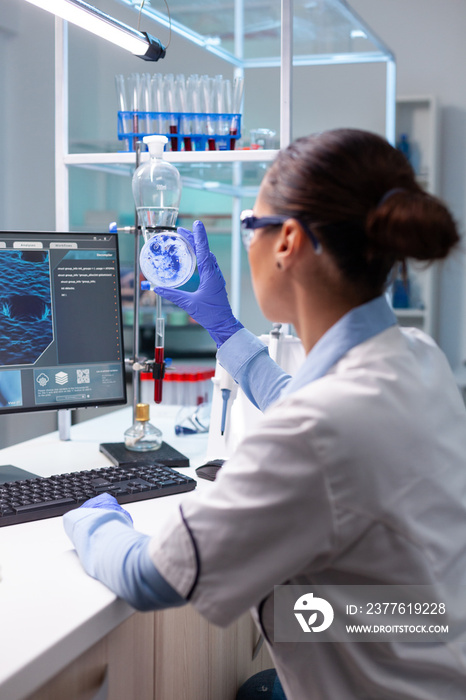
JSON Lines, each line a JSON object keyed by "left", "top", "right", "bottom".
{"left": 64, "top": 129, "right": 466, "bottom": 699}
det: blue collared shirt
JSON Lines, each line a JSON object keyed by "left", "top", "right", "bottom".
{"left": 217, "top": 295, "right": 397, "bottom": 412}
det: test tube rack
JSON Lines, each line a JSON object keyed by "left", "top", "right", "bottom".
{"left": 118, "top": 111, "right": 242, "bottom": 152}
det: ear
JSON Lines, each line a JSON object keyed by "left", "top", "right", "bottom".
{"left": 274, "top": 220, "right": 309, "bottom": 269}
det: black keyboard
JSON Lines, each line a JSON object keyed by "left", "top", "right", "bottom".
{"left": 0, "top": 463, "right": 196, "bottom": 527}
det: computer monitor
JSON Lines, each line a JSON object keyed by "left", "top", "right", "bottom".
{"left": 0, "top": 231, "right": 127, "bottom": 417}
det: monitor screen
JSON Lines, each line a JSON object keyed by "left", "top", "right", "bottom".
{"left": 0, "top": 231, "right": 127, "bottom": 415}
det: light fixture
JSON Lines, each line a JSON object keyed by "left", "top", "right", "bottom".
{"left": 24, "top": 0, "right": 166, "bottom": 61}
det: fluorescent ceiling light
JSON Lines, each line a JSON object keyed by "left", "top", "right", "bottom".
{"left": 24, "top": 0, "right": 165, "bottom": 60}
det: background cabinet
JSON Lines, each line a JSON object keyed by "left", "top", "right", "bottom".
{"left": 393, "top": 95, "right": 440, "bottom": 339}
{"left": 153, "top": 606, "right": 272, "bottom": 699}
{"left": 24, "top": 613, "right": 154, "bottom": 700}
{"left": 25, "top": 609, "right": 272, "bottom": 700}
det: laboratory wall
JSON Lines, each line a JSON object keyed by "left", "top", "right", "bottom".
{"left": 350, "top": 0, "right": 466, "bottom": 376}
{"left": 0, "top": 0, "right": 55, "bottom": 231}
{"left": 0, "top": 2, "right": 466, "bottom": 385}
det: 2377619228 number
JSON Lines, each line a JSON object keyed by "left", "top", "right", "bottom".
{"left": 366, "top": 602, "right": 446, "bottom": 615}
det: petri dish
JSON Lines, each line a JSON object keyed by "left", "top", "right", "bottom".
{"left": 139, "top": 231, "right": 196, "bottom": 289}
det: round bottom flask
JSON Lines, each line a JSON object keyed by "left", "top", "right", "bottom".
{"left": 140, "top": 229, "right": 196, "bottom": 289}
{"left": 124, "top": 403, "right": 162, "bottom": 452}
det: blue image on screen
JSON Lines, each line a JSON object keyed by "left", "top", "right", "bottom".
{"left": 0, "top": 250, "right": 53, "bottom": 365}
{"left": 0, "top": 370, "right": 22, "bottom": 407}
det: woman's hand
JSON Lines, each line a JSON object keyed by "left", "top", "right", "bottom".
{"left": 153, "top": 220, "right": 243, "bottom": 347}
{"left": 79, "top": 492, "right": 133, "bottom": 524}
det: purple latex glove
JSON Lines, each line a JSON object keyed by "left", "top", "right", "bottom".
{"left": 153, "top": 220, "right": 243, "bottom": 348}
{"left": 80, "top": 492, "right": 133, "bottom": 525}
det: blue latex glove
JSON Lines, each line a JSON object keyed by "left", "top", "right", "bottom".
{"left": 153, "top": 220, "right": 243, "bottom": 347}
{"left": 64, "top": 504, "right": 185, "bottom": 610}
{"left": 79, "top": 492, "right": 133, "bottom": 525}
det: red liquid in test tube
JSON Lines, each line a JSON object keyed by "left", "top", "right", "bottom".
{"left": 169, "top": 124, "right": 178, "bottom": 151}
{"left": 154, "top": 346, "right": 164, "bottom": 404}
{"left": 229, "top": 128, "right": 237, "bottom": 150}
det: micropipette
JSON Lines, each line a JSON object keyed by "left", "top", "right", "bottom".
{"left": 215, "top": 364, "right": 236, "bottom": 436}
{"left": 220, "top": 388, "right": 230, "bottom": 436}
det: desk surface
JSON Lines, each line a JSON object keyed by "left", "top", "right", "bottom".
{"left": 0, "top": 406, "right": 210, "bottom": 700}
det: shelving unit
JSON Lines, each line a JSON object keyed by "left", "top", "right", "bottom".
{"left": 396, "top": 96, "right": 438, "bottom": 192}
{"left": 54, "top": 0, "right": 396, "bottom": 324}
{"left": 394, "top": 95, "right": 439, "bottom": 338}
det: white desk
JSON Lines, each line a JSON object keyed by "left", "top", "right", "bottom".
{"left": 0, "top": 406, "right": 270, "bottom": 700}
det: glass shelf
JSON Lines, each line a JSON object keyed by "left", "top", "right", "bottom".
{"left": 115, "top": 0, "right": 394, "bottom": 68}
{"left": 64, "top": 149, "right": 276, "bottom": 195}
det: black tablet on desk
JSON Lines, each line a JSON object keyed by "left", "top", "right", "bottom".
{"left": 0, "top": 464, "right": 40, "bottom": 484}
{"left": 99, "top": 441, "right": 190, "bottom": 468}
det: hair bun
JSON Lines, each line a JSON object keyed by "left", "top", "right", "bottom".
{"left": 366, "top": 190, "right": 459, "bottom": 262}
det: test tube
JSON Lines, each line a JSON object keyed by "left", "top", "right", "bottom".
{"left": 201, "top": 75, "right": 216, "bottom": 151}
{"left": 165, "top": 74, "right": 178, "bottom": 151}
{"left": 231, "top": 75, "right": 244, "bottom": 150}
{"left": 162, "top": 372, "right": 173, "bottom": 404}
{"left": 115, "top": 74, "right": 131, "bottom": 150}
{"left": 223, "top": 78, "right": 232, "bottom": 124}
{"left": 140, "top": 73, "right": 152, "bottom": 135}
{"left": 176, "top": 74, "right": 192, "bottom": 151}
{"left": 150, "top": 74, "right": 164, "bottom": 134}
{"left": 154, "top": 295, "right": 165, "bottom": 404}
{"left": 128, "top": 73, "right": 141, "bottom": 151}
{"left": 115, "top": 73, "right": 127, "bottom": 114}
{"left": 214, "top": 75, "right": 228, "bottom": 139}
{"left": 187, "top": 74, "right": 203, "bottom": 148}
{"left": 219, "top": 77, "right": 232, "bottom": 148}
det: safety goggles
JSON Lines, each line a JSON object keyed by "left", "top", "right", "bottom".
{"left": 240, "top": 210, "right": 321, "bottom": 254}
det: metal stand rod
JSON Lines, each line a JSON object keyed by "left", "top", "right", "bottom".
{"left": 132, "top": 143, "right": 143, "bottom": 423}
{"left": 280, "top": 0, "right": 293, "bottom": 148}
{"left": 55, "top": 19, "right": 72, "bottom": 442}
{"left": 58, "top": 409, "right": 71, "bottom": 441}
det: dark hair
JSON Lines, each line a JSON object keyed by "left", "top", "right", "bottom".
{"left": 263, "top": 129, "right": 459, "bottom": 296}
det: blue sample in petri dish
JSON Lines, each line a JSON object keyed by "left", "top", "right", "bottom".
{"left": 139, "top": 231, "right": 196, "bottom": 288}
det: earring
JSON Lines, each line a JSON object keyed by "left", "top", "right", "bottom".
{"left": 276, "top": 261, "right": 282, "bottom": 269}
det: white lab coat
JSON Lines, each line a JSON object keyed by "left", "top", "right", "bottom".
{"left": 149, "top": 325, "right": 466, "bottom": 699}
